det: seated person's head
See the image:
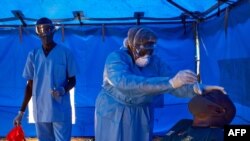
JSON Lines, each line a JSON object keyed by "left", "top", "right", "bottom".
{"left": 188, "top": 89, "right": 236, "bottom": 128}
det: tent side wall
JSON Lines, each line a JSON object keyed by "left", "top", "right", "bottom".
{"left": 199, "top": 0, "right": 250, "bottom": 124}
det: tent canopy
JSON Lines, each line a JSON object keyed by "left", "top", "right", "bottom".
{"left": 0, "top": 0, "right": 239, "bottom": 26}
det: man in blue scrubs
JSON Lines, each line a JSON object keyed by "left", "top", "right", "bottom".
{"left": 13, "top": 17, "right": 77, "bottom": 141}
{"left": 95, "top": 26, "right": 225, "bottom": 141}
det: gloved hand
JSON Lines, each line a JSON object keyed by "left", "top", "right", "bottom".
{"left": 51, "top": 86, "right": 65, "bottom": 98}
{"left": 13, "top": 111, "right": 24, "bottom": 126}
{"left": 169, "top": 70, "right": 198, "bottom": 88}
{"left": 193, "top": 83, "right": 227, "bottom": 95}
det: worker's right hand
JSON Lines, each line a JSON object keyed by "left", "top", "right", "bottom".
{"left": 169, "top": 70, "right": 198, "bottom": 88}
{"left": 51, "top": 86, "right": 65, "bottom": 98}
{"left": 13, "top": 111, "right": 24, "bottom": 126}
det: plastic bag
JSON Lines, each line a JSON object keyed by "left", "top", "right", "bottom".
{"left": 6, "top": 126, "right": 26, "bottom": 141}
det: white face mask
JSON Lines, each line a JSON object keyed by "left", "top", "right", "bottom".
{"left": 135, "top": 55, "right": 151, "bottom": 67}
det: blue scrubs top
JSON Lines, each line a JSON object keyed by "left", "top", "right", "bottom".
{"left": 95, "top": 47, "right": 196, "bottom": 141}
{"left": 23, "top": 44, "right": 76, "bottom": 122}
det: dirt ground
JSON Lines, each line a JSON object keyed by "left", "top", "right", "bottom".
{"left": 0, "top": 137, "right": 162, "bottom": 141}
{"left": 0, "top": 137, "right": 94, "bottom": 141}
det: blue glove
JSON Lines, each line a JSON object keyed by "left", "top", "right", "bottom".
{"left": 193, "top": 83, "right": 227, "bottom": 95}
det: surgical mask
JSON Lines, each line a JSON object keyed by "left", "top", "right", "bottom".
{"left": 135, "top": 55, "right": 151, "bottom": 67}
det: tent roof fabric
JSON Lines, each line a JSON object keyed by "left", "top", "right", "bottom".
{"left": 0, "top": 0, "right": 239, "bottom": 26}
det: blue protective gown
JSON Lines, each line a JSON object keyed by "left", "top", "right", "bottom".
{"left": 95, "top": 47, "right": 196, "bottom": 141}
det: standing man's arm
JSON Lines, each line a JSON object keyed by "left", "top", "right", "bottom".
{"left": 13, "top": 80, "right": 33, "bottom": 126}
{"left": 20, "top": 80, "right": 33, "bottom": 112}
{"left": 52, "top": 76, "right": 76, "bottom": 97}
{"left": 64, "top": 76, "right": 76, "bottom": 93}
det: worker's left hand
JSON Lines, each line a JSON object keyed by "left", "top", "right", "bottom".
{"left": 13, "top": 111, "right": 24, "bottom": 126}
{"left": 51, "top": 86, "right": 65, "bottom": 97}
{"left": 193, "top": 83, "right": 227, "bottom": 95}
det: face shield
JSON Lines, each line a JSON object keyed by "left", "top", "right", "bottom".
{"left": 35, "top": 24, "right": 55, "bottom": 37}
{"left": 127, "top": 27, "right": 156, "bottom": 67}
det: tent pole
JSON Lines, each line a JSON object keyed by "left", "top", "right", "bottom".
{"left": 0, "top": 21, "right": 194, "bottom": 28}
{"left": 193, "top": 21, "right": 201, "bottom": 83}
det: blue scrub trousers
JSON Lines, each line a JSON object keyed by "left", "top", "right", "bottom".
{"left": 35, "top": 121, "right": 72, "bottom": 141}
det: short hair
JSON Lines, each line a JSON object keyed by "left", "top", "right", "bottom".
{"left": 36, "top": 17, "right": 53, "bottom": 25}
{"left": 188, "top": 89, "right": 236, "bottom": 127}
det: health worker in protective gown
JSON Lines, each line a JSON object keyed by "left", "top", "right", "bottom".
{"left": 94, "top": 26, "right": 225, "bottom": 141}
{"left": 13, "top": 17, "right": 77, "bottom": 141}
